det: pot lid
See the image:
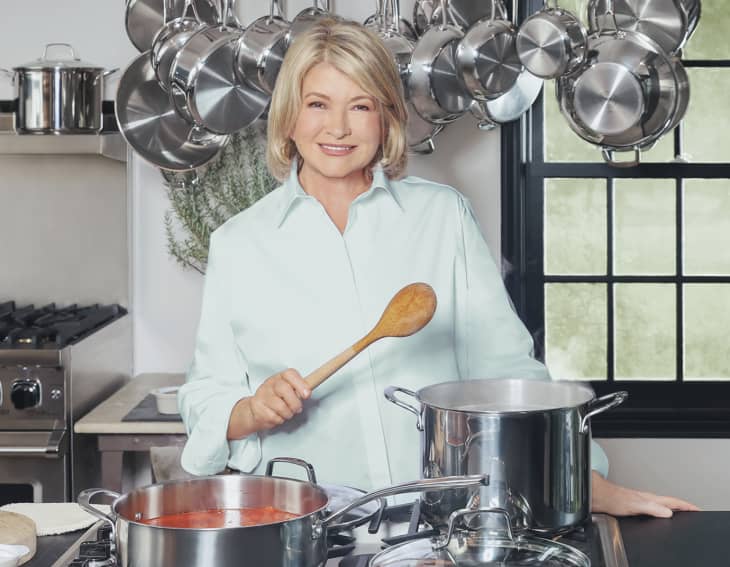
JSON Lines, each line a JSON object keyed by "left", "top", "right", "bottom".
{"left": 369, "top": 532, "right": 590, "bottom": 567}
{"left": 15, "top": 43, "right": 105, "bottom": 70}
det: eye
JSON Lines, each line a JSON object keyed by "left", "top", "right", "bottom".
{"left": 307, "top": 100, "right": 325, "bottom": 109}
{"left": 353, "top": 104, "right": 373, "bottom": 111}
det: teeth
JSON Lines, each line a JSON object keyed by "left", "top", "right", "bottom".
{"left": 321, "top": 144, "right": 354, "bottom": 151}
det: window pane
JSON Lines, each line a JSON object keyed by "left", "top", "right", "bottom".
{"left": 545, "top": 178, "right": 606, "bottom": 275}
{"left": 544, "top": 84, "right": 675, "bottom": 163}
{"left": 613, "top": 179, "right": 676, "bottom": 275}
{"left": 684, "top": 179, "right": 730, "bottom": 275}
{"left": 545, "top": 283, "right": 607, "bottom": 381}
{"left": 683, "top": 69, "right": 730, "bottom": 163}
{"left": 684, "top": 284, "right": 730, "bottom": 380}
{"left": 682, "top": 0, "right": 730, "bottom": 60}
{"left": 614, "top": 284, "right": 676, "bottom": 381}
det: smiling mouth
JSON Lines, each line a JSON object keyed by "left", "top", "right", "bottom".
{"left": 318, "top": 143, "right": 356, "bottom": 155}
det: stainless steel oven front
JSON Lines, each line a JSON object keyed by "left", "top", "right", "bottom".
{"left": 0, "top": 430, "right": 69, "bottom": 505}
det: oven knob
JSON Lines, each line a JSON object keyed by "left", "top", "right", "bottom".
{"left": 10, "top": 379, "right": 41, "bottom": 409}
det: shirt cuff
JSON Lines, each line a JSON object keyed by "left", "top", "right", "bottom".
{"left": 591, "top": 439, "right": 609, "bottom": 478}
{"left": 180, "top": 388, "right": 252, "bottom": 476}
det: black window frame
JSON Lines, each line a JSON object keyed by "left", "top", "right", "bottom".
{"left": 502, "top": 0, "right": 730, "bottom": 438}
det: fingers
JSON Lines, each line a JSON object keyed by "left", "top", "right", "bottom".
{"left": 280, "top": 369, "right": 311, "bottom": 400}
{"left": 647, "top": 493, "right": 701, "bottom": 512}
{"left": 635, "top": 498, "right": 674, "bottom": 519}
{"left": 251, "top": 369, "right": 310, "bottom": 431}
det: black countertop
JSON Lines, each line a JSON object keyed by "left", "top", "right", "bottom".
{"left": 24, "top": 512, "right": 730, "bottom": 566}
{"left": 619, "top": 511, "right": 730, "bottom": 567}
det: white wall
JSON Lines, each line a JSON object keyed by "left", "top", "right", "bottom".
{"left": 3, "top": 0, "right": 730, "bottom": 510}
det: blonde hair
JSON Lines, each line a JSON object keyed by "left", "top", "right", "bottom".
{"left": 266, "top": 18, "right": 408, "bottom": 181}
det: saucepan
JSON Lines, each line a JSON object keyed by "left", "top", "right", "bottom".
{"left": 79, "top": 461, "right": 488, "bottom": 567}
{"left": 125, "top": 0, "right": 218, "bottom": 52}
{"left": 385, "top": 378, "right": 627, "bottom": 534}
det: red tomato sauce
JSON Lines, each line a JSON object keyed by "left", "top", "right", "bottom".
{"left": 139, "top": 506, "right": 300, "bottom": 528}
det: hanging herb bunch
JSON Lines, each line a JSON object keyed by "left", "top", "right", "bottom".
{"left": 162, "top": 125, "right": 277, "bottom": 274}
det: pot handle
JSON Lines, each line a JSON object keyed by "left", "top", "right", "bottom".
{"left": 433, "top": 507, "right": 513, "bottom": 550}
{"left": 410, "top": 139, "right": 436, "bottom": 154}
{"left": 384, "top": 386, "right": 423, "bottom": 431}
{"left": 320, "top": 474, "right": 489, "bottom": 529}
{"left": 78, "top": 488, "right": 120, "bottom": 543}
{"left": 580, "top": 391, "right": 628, "bottom": 433}
{"left": 265, "top": 457, "right": 318, "bottom": 484}
{"left": 601, "top": 148, "right": 641, "bottom": 168}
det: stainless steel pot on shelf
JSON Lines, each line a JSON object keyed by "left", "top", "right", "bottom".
{"left": 1, "top": 43, "right": 117, "bottom": 134}
{"left": 385, "top": 378, "right": 627, "bottom": 534}
{"left": 79, "top": 460, "right": 488, "bottom": 567}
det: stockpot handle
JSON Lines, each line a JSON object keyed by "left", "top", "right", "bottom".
{"left": 602, "top": 148, "right": 641, "bottom": 168}
{"left": 265, "top": 457, "right": 318, "bottom": 484}
{"left": 321, "top": 474, "right": 489, "bottom": 528}
{"left": 384, "top": 386, "right": 423, "bottom": 431}
{"left": 78, "top": 488, "right": 120, "bottom": 543}
{"left": 434, "top": 507, "right": 514, "bottom": 550}
{"left": 580, "top": 391, "right": 628, "bottom": 433}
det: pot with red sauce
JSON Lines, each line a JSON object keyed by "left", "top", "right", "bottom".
{"left": 78, "top": 458, "right": 488, "bottom": 567}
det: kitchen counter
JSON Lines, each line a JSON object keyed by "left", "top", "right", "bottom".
{"left": 74, "top": 373, "right": 185, "bottom": 435}
{"left": 74, "top": 373, "right": 187, "bottom": 491}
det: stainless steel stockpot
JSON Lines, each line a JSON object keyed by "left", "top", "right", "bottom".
{"left": 385, "top": 379, "right": 627, "bottom": 534}
{"left": 1, "top": 43, "right": 117, "bottom": 134}
{"left": 79, "top": 464, "right": 488, "bottom": 567}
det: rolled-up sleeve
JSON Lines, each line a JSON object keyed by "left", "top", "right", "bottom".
{"left": 178, "top": 229, "right": 260, "bottom": 475}
{"left": 454, "top": 196, "right": 609, "bottom": 477}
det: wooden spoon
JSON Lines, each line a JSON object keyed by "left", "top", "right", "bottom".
{"left": 305, "top": 282, "right": 438, "bottom": 389}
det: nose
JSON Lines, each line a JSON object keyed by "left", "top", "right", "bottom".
{"left": 326, "top": 108, "right": 351, "bottom": 139}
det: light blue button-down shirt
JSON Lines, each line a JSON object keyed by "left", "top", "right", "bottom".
{"left": 179, "top": 164, "right": 608, "bottom": 489}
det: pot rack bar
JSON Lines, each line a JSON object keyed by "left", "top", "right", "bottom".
{"left": 0, "top": 100, "right": 126, "bottom": 162}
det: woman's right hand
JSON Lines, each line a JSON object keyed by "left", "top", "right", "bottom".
{"left": 227, "top": 369, "right": 311, "bottom": 439}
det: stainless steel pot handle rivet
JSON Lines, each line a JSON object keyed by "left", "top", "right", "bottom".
{"left": 265, "top": 456, "right": 318, "bottom": 484}
{"left": 384, "top": 385, "right": 423, "bottom": 430}
{"left": 320, "top": 474, "right": 489, "bottom": 531}
{"left": 78, "top": 488, "right": 120, "bottom": 545}
{"left": 580, "top": 391, "right": 628, "bottom": 433}
{"left": 433, "top": 506, "right": 513, "bottom": 550}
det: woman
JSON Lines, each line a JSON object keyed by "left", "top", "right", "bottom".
{"left": 179, "top": 17, "right": 696, "bottom": 518}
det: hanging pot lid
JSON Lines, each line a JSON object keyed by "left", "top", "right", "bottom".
{"left": 369, "top": 530, "right": 590, "bottom": 567}
{"left": 14, "top": 43, "right": 105, "bottom": 71}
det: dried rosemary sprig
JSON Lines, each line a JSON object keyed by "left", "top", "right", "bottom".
{"left": 162, "top": 125, "right": 277, "bottom": 274}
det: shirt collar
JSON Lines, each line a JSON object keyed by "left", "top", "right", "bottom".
{"left": 275, "top": 160, "right": 404, "bottom": 228}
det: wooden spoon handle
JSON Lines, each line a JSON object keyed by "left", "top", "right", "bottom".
{"left": 304, "top": 333, "right": 376, "bottom": 389}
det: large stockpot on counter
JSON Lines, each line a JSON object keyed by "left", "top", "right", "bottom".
{"left": 78, "top": 461, "right": 488, "bottom": 567}
{"left": 1, "top": 43, "right": 117, "bottom": 134}
{"left": 385, "top": 379, "right": 627, "bottom": 534}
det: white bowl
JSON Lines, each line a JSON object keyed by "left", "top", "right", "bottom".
{"left": 0, "top": 545, "right": 30, "bottom": 567}
{"left": 151, "top": 387, "right": 180, "bottom": 415}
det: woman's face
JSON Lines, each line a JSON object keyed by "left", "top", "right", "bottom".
{"left": 290, "top": 62, "right": 382, "bottom": 186}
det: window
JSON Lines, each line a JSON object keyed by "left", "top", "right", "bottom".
{"left": 502, "top": 0, "right": 730, "bottom": 436}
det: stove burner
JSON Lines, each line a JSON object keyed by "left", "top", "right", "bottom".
{"left": 69, "top": 524, "right": 116, "bottom": 567}
{"left": 0, "top": 301, "right": 126, "bottom": 349}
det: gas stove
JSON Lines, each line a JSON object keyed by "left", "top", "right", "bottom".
{"left": 0, "top": 300, "right": 131, "bottom": 506}
{"left": 43, "top": 500, "right": 628, "bottom": 567}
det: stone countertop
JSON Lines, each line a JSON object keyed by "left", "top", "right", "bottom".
{"left": 74, "top": 373, "right": 186, "bottom": 435}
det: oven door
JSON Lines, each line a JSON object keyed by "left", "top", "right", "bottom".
{"left": 0, "top": 430, "right": 69, "bottom": 505}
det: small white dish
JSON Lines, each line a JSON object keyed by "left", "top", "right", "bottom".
{"left": 0, "top": 544, "right": 30, "bottom": 567}
{"left": 151, "top": 386, "right": 180, "bottom": 415}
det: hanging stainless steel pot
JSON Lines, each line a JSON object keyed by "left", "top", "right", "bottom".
{"left": 516, "top": 0, "right": 587, "bottom": 79}
{"left": 456, "top": 2, "right": 522, "bottom": 101}
{"left": 125, "top": 0, "right": 218, "bottom": 53}
{"left": 373, "top": 0, "right": 444, "bottom": 151}
{"left": 235, "top": 0, "right": 291, "bottom": 96}
{"left": 0, "top": 43, "right": 117, "bottom": 134}
{"left": 414, "top": 0, "right": 508, "bottom": 34}
{"left": 587, "top": 0, "right": 701, "bottom": 55}
{"left": 290, "top": 0, "right": 337, "bottom": 43}
{"left": 480, "top": 67, "right": 543, "bottom": 123}
{"left": 556, "top": 26, "right": 688, "bottom": 167}
{"left": 78, "top": 459, "right": 488, "bottom": 567}
{"left": 385, "top": 379, "right": 627, "bottom": 534}
{"left": 150, "top": 0, "right": 206, "bottom": 90}
{"left": 409, "top": 0, "right": 473, "bottom": 124}
{"left": 171, "top": 0, "right": 268, "bottom": 135}
{"left": 365, "top": 0, "right": 418, "bottom": 42}
{"left": 116, "top": 52, "right": 228, "bottom": 171}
